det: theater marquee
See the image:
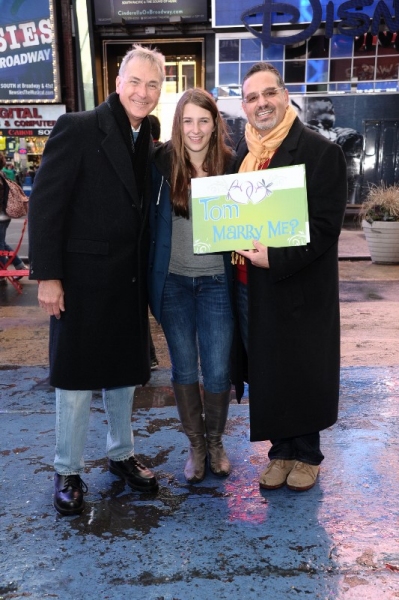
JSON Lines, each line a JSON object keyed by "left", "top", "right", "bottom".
{"left": 93, "top": 0, "right": 208, "bottom": 25}
{"left": 0, "top": 0, "right": 60, "bottom": 103}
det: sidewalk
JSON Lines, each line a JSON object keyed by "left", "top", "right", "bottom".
{"left": 339, "top": 225, "right": 370, "bottom": 260}
{"left": 1, "top": 226, "right": 399, "bottom": 599}
{"left": 2, "top": 364, "right": 399, "bottom": 599}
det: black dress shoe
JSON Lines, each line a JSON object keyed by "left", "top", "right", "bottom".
{"left": 109, "top": 456, "right": 158, "bottom": 492}
{"left": 54, "top": 473, "right": 88, "bottom": 516}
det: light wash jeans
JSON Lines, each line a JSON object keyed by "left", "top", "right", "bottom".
{"left": 54, "top": 386, "right": 135, "bottom": 475}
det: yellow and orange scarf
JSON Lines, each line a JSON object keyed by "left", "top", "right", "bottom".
{"left": 239, "top": 104, "right": 297, "bottom": 173}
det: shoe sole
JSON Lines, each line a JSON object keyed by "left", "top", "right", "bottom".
{"left": 286, "top": 481, "right": 317, "bottom": 492}
{"left": 259, "top": 481, "right": 287, "bottom": 490}
{"left": 109, "top": 465, "right": 159, "bottom": 492}
{"left": 54, "top": 499, "right": 85, "bottom": 516}
{"left": 185, "top": 473, "right": 205, "bottom": 483}
{"left": 208, "top": 456, "right": 231, "bottom": 477}
{"left": 184, "top": 464, "right": 206, "bottom": 483}
{"left": 209, "top": 466, "right": 231, "bottom": 477}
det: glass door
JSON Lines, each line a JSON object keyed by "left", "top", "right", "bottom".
{"left": 165, "top": 60, "right": 196, "bottom": 93}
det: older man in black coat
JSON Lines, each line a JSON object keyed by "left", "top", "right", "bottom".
{"left": 234, "top": 63, "right": 347, "bottom": 492}
{"left": 28, "top": 45, "right": 165, "bottom": 515}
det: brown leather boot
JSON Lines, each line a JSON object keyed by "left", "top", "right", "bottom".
{"left": 203, "top": 388, "right": 231, "bottom": 477}
{"left": 172, "top": 381, "right": 207, "bottom": 483}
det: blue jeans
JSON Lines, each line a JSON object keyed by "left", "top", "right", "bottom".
{"left": 54, "top": 386, "right": 135, "bottom": 475}
{"left": 236, "top": 280, "right": 249, "bottom": 353}
{"left": 160, "top": 272, "right": 233, "bottom": 392}
{"left": 0, "top": 219, "right": 24, "bottom": 269}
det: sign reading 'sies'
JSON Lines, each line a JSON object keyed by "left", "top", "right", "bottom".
{"left": 0, "top": 0, "right": 60, "bottom": 103}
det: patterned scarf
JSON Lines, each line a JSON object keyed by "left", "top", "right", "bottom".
{"left": 239, "top": 104, "right": 297, "bottom": 173}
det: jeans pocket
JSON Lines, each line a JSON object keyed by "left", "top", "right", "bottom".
{"left": 212, "top": 273, "right": 225, "bottom": 284}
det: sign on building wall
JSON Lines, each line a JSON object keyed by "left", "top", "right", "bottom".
{"left": 0, "top": 0, "right": 60, "bottom": 103}
{"left": 217, "top": 93, "right": 399, "bottom": 203}
{"left": 213, "top": 0, "right": 395, "bottom": 27}
{"left": 0, "top": 104, "right": 66, "bottom": 137}
{"left": 212, "top": 0, "right": 399, "bottom": 41}
{"left": 94, "top": 0, "right": 208, "bottom": 25}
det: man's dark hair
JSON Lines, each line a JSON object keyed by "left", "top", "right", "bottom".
{"left": 242, "top": 62, "right": 285, "bottom": 95}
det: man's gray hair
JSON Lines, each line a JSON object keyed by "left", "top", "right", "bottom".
{"left": 119, "top": 44, "right": 165, "bottom": 83}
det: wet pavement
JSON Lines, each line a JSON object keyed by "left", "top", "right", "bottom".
{"left": 1, "top": 365, "right": 399, "bottom": 599}
{"left": 1, "top": 226, "right": 399, "bottom": 599}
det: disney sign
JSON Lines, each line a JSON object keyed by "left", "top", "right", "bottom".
{"left": 241, "top": 0, "right": 399, "bottom": 47}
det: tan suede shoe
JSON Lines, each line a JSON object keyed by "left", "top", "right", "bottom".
{"left": 259, "top": 459, "right": 296, "bottom": 489}
{"left": 286, "top": 461, "right": 319, "bottom": 491}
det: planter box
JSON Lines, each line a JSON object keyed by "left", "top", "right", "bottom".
{"left": 362, "top": 219, "right": 399, "bottom": 264}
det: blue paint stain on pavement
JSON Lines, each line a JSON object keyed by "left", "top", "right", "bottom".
{"left": 1, "top": 365, "right": 399, "bottom": 599}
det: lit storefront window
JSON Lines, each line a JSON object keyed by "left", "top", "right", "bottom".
{"left": 216, "top": 33, "right": 399, "bottom": 93}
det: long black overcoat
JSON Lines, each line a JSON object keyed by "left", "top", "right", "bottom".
{"left": 28, "top": 101, "right": 152, "bottom": 390}
{"left": 234, "top": 118, "right": 347, "bottom": 441}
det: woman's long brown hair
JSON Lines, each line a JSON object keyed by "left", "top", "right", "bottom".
{"left": 170, "top": 88, "right": 233, "bottom": 218}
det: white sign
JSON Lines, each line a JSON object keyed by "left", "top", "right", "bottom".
{"left": 0, "top": 104, "right": 66, "bottom": 136}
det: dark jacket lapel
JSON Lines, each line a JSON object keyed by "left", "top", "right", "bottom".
{"left": 96, "top": 102, "right": 141, "bottom": 211}
{"left": 269, "top": 117, "right": 303, "bottom": 169}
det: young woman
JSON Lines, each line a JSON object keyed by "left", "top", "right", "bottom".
{"left": 149, "top": 89, "right": 235, "bottom": 483}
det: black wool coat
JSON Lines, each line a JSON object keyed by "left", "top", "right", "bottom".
{"left": 234, "top": 118, "right": 347, "bottom": 441}
{"left": 28, "top": 101, "right": 153, "bottom": 390}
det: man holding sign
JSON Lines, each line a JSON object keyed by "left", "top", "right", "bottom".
{"left": 233, "top": 63, "right": 347, "bottom": 491}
